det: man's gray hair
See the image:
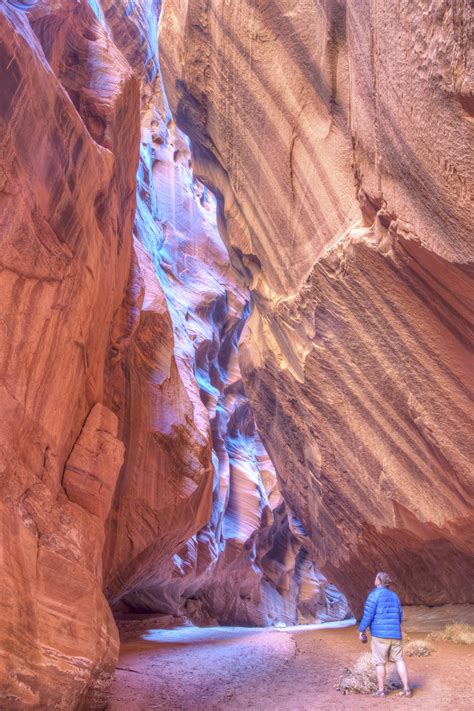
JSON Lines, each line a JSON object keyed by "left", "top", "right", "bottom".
{"left": 376, "top": 571, "right": 392, "bottom": 587}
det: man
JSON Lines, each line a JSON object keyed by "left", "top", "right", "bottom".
{"left": 358, "top": 572, "right": 412, "bottom": 698}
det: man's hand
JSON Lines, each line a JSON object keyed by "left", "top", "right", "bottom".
{"left": 359, "top": 632, "right": 368, "bottom": 644}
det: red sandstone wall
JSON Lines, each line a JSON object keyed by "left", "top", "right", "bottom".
{"left": 159, "top": 0, "right": 474, "bottom": 614}
{"left": 0, "top": 1, "right": 139, "bottom": 706}
{"left": 1, "top": 2, "right": 344, "bottom": 707}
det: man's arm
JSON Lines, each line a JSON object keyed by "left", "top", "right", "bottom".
{"left": 398, "top": 597, "right": 403, "bottom": 623}
{"left": 358, "top": 592, "right": 376, "bottom": 633}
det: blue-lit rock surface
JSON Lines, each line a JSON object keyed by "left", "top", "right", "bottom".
{"left": 0, "top": 1, "right": 345, "bottom": 708}
{"left": 101, "top": 5, "right": 346, "bottom": 627}
{"left": 7, "top": 1, "right": 471, "bottom": 708}
{"left": 160, "top": 0, "right": 474, "bottom": 615}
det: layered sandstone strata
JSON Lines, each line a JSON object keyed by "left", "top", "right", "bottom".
{"left": 1, "top": 1, "right": 345, "bottom": 708}
{"left": 160, "top": 0, "right": 474, "bottom": 614}
{"left": 0, "top": 2, "right": 139, "bottom": 706}
{"left": 101, "top": 20, "right": 345, "bottom": 625}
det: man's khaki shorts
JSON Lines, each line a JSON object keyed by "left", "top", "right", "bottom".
{"left": 371, "top": 636, "right": 403, "bottom": 665}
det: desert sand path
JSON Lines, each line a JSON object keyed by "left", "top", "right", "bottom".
{"left": 109, "top": 619, "right": 473, "bottom": 710}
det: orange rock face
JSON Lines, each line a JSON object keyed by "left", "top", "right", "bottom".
{"left": 1, "top": 1, "right": 344, "bottom": 708}
{"left": 159, "top": 0, "right": 474, "bottom": 614}
{"left": 101, "top": 26, "right": 344, "bottom": 626}
{"left": 5, "top": 0, "right": 471, "bottom": 707}
{"left": 0, "top": 1, "right": 138, "bottom": 707}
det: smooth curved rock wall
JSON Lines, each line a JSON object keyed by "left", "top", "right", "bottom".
{"left": 159, "top": 0, "right": 474, "bottom": 614}
{"left": 1, "top": 1, "right": 346, "bottom": 707}
{"left": 100, "top": 13, "right": 345, "bottom": 625}
{"left": 0, "top": 1, "right": 139, "bottom": 707}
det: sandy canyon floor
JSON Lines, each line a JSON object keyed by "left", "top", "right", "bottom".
{"left": 108, "top": 607, "right": 473, "bottom": 711}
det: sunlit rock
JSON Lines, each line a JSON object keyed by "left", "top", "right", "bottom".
{"left": 159, "top": 0, "right": 474, "bottom": 614}
{"left": 1, "top": 4, "right": 342, "bottom": 706}
{"left": 102, "top": 48, "right": 344, "bottom": 625}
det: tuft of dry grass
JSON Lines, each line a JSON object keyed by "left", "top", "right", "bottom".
{"left": 427, "top": 623, "right": 474, "bottom": 645}
{"left": 335, "top": 653, "right": 402, "bottom": 695}
{"left": 404, "top": 639, "right": 434, "bottom": 657}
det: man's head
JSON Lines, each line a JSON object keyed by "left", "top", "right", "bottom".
{"left": 375, "top": 572, "right": 392, "bottom": 588}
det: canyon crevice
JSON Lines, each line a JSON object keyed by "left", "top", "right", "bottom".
{"left": 0, "top": 0, "right": 472, "bottom": 709}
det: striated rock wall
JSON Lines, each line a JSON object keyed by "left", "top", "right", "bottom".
{"left": 1, "top": 1, "right": 345, "bottom": 708}
{"left": 100, "top": 7, "right": 345, "bottom": 625}
{"left": 2, "top": 2, "right": 471, "bottom": 708}
{"left": 0, "top": 0, "right": 139, "bottom": 707}
{"left": 159, "top": 0, "right": 474, "bottom": 614}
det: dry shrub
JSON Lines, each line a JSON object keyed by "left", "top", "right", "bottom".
{"left": 427, "top": 623, "right": 474, "bottom": 645}
{"left": 336, "top": 653, "right": 402, "bottom": 695}
{"left": 404, "top": 639, "right": 434, "bottom": 657}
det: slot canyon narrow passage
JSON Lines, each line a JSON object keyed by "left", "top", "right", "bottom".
{"left": 0, "top": 1, "right": 473, "bottom": 710}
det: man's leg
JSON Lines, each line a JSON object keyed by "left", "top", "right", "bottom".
{"left": 395, "top": 659, "right": 410, "bottom": 691}
{"left": 376, "top": 664, "right": 386, "bottom": 692}
{"left": 372, "top": 638, "right": 389, "bottom": 693}
{"left": 391, "top": 640, "right": 410, "bottom": 692}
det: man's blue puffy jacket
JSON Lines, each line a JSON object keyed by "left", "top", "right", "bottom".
{"left": 358, "top": 586, "right": 403, "bottom": 639}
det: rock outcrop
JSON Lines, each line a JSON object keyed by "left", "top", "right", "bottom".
{"left": 159, "top": 0, "right": 474, "bottom": 614}
{"left": 1, "top": 1, "right": 345, "bottom": 708}
{"left": 4, "top": 0, "right": 471, "bottom": 707}
{"left": 101, "top": 16, "right": 345, "bottom": 625}
{"left": 0, "top": 1, "right": 138, "bottom": 707}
